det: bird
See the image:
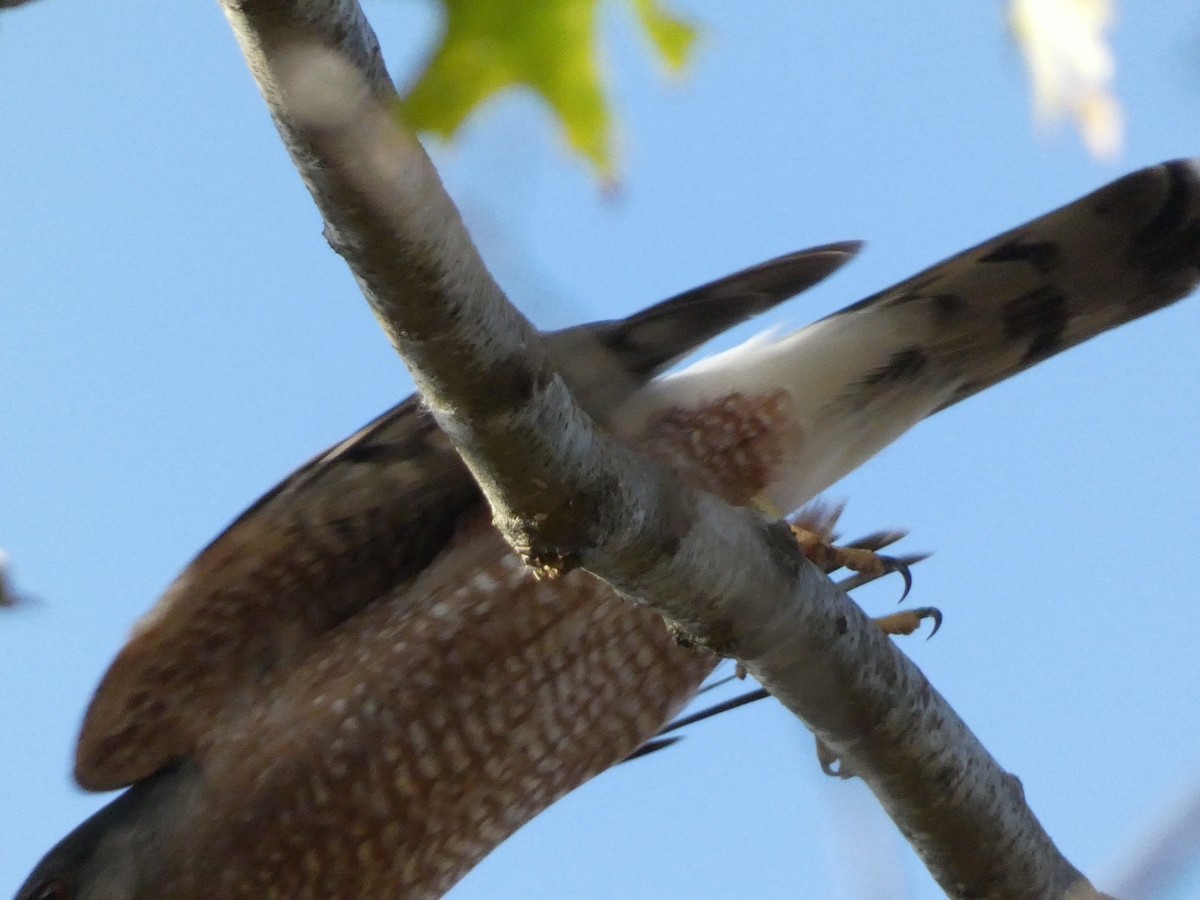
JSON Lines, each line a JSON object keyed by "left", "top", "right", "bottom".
{"left": 17, "top": 160, "right": 1200, "bottom": 900}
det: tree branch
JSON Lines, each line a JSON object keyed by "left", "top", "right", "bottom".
{"left": 219, "top": 1, "right": 1112, "bottom": 896}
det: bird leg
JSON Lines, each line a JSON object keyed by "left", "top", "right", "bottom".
{"left": 788, "top": 519, "right": 942, "bottom": 778}
{"left": 873, "top": 606, "right": 942, "bottom": 638}
{"left": 789, "top": 522, "right": 917, "bottom": 603}
{"left": 786, "top": 512, "right": 940, "bottom": 636}
{"left": 813, "top": 605, "right": 942, "bottom": 778}
{"left": 650, "top": 507, "right": 939, "bottom": 775}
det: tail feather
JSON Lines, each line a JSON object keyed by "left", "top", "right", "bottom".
{"left": 635, "top": 160, "right": 1200, "bottom": 514}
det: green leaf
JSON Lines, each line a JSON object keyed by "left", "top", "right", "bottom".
{"left": 631, "top": 0, "right": 696, "bottom": 72}
{"left": 399, "top": 0, "right": 699, "bottom": 181}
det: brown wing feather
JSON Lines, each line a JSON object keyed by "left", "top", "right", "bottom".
{"left": 74, "top": 246, "right": 856, "bottom": 790}
{"left": 76, "top": 399, "right": 478, "bottom": 790}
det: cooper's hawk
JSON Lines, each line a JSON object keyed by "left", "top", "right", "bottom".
{"left": 18, "top": 161, "right": 1200, "bottom": 899}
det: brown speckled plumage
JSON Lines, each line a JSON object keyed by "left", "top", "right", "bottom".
{"left": 42, "top": 399, "right": 783, "bottom": 899}
{"left": 149, "top": 390, "right": 788, "bottom": 897}
{"left": 20, "top": 162, "right": 1200, "bottom": 900}
{"left": 19, "top": 246, "right": 857, "bottom": 900}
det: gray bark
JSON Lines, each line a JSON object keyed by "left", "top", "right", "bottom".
{"left": 219, "top": 1, "right": 1111, "bottom": 896}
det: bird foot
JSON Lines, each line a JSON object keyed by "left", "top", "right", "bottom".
{"left": 789, "top": 524, "right": 914, "bottom": 602}
{"left": 792, "top": 525, "right": 939, "bottom": 779}
{"left": 873, "top": 606, "right": 942, "bottom": 639}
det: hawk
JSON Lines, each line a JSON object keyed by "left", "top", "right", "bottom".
{"left": 18, "top": 161, "right": 1200, "bottom": 900}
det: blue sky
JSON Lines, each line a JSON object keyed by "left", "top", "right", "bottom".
{"left": 3, "top": 1, "right": 1200, "bottom": 897}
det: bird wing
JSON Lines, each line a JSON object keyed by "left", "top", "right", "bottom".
{"left": 24, "top": 162, "right": 1200, "bottom": 899}
{"left": 73, "top": 245, "right": 857, "bottom": 791}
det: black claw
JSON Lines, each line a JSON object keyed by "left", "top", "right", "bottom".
{"left": 657, "top": 688, "right": 772, "bottom": 735}
{"left": 880, "top": 555, "right": 913, "bottom": 603}
{"left": 624, "top": 736, "right": 682, "bottom": 762}
{"left": 694, "top": 672, "right": 739, "bottom": 696}
{"left": 815, "top": 737, "right": 856, "bottom": 779}
{"left": 909, "top": 606, "right": 943, "bottom": 638}
{"left": 835, "top": 549, "right": 929, "bottom": 596}
{"left": 622, "top": 686, "right": 774, "bottom": 765}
